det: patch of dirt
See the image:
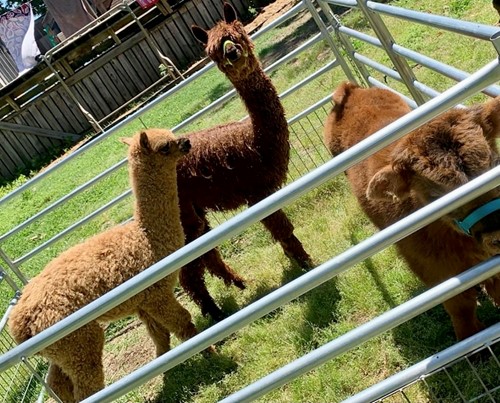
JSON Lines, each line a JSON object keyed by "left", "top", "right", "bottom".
{"left": 103, "top": 321, "right": 155, "bottom": 381}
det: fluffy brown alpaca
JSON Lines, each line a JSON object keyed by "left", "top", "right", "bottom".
{"left": 9, "top": 130, "right": 197, "bottom": 402}
{"left": 324, "top": 82, "right": 500, "bottom": 340}
{"left": 174, "top": 2, "right": 311, "bottom": 321}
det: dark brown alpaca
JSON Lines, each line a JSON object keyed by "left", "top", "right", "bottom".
{"left": 172, "top": 3, "right": 311, "bottom": 320}
{"left": 324, "top": 82, "right": 500, "bottom": 340}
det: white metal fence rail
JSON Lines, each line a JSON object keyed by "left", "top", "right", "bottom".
{"left": 0, "top": 0, "right": 499, "bottom": 401}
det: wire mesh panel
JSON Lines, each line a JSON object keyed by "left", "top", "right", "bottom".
{"left": 377, "top": 338, "right": 500, "bottom": 403}
{"left": 0, "top": 268, "right": 47, "bottom": 403}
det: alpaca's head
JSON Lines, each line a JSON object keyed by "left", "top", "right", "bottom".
{"left": 367, "top": 96, "right": 500, "bottom": 255}
{"left": 121, "top": 129, "right": 191, "bottom": 171}
{"left": 191, "top": 2, "right": 258, "bottom": 82}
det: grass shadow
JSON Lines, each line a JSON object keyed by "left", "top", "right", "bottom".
{"left": 348, "top": 232, "right": 500, "bottom": 399}
{"left": 149, "top": 352, "right": 238, "bottom": 403}
{"left": 258, "top": 14, "right": 318, "bottom": 67}
{"left": 350, "top": 232, "right": 398, "bottom": 309}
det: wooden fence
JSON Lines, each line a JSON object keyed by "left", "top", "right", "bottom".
{"left": 0, "top": 0, "right": 250, "bottom": 182}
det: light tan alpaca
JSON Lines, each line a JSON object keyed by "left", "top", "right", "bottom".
{"left": 9, "top": 129, "right": 197, "bottom": 402}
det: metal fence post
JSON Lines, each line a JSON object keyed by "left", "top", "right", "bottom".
{"left": 316, "top": 0, "right": 371, "bottom": 86}
{"left": 303, "top": 0, "right": 359, "bottom": 83}
{"left": 355, "top": 0, "right": 427, "bottom": 105}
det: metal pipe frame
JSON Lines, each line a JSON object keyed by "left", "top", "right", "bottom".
{"left": 302, "top": 0, "right": 358, "bottom": 83}
{"left": 221, "top": 257, "right": 500, "bottom": 403}
{"left": 367, "top": 0, "right": 499, "bottom": 40}
{"left": 354, "top": 0, "right": 427, "bottom": 104}
{"left": 3, "top": 62, "right": 339, "bottom": 269}
{"left": 327, "top": 0, "right": 499, "bottom": 40}
{"left": 84, "top": 168, "right": 500, "bottom": 403}
{"left": 0, "top": 159, "right": 128, "bottom": 244}
{"left": 367, "top": 77, "right": 418, "bottom": 108}
{"left": 0, "top": 5, "right": 333, "bottom": 270}
{"left": 316, "top": 0, "right": 371, "bottom": 85}
{"left": 0, "top": 248, "right": 27, "bottom": 284}
{"left": 0, "top": 57, "right": 495, "bottom": 397}
{"left": 14, "top": 189, "right": 132, "bottom": 266}
{"left": 172, "top": 31, "right": 325, "bottom": 132}
{"left": 0, "top": 4, "right": 499, "bottom": 402}
{"left": 343, "top": 323, "right": 500, "bottom": 403}
{"left": 338, "top": 25, "right": 500, "bottom": 97}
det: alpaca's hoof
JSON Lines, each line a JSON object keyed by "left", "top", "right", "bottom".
{"left": 284, "top": 249, "right": 314, "bottom": 270}
{"left": 203, "top": 305, "right": 228, "bottom": 322}
{"left": 202, "top": 344, "right": 217, "bottom": 357}
{"left": 280, "top": 236, "right": 313, "bottom": 270}
{"left": 232, "top": 277, "right": 246, "bottom": 290}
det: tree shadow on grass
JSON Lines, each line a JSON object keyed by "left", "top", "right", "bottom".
{"left": 150, "top": 351, "right": 237, "bottom": 403}
{"left": 258, "top": 14, "right": 319, "bottom": 67}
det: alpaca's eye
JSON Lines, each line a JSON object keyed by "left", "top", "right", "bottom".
{"left": 159, "top": 144, "right": 170, "bottom": 155}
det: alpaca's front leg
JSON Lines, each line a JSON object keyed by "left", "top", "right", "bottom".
{"left": 202, "top": 248, "right": 246, "bottom": 289}
{"left": 443, "top": 289, "right": 484, "bottom": 340}
{"left": 47, "top": 364, "right": 75, "bottom": 403}
{"left": 258, "top": 207, "right": 313, "bottom": 268}
{"left": 44, "top": 322, "right": 105, "bottom": 402}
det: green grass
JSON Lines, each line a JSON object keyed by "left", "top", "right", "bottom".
{"left": 1, "top": 0, "right": 500, "bottom": 401}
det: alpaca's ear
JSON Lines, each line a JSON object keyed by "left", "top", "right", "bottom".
{"left": 367, "top": 165, "right": 412, "bottom": 202}
{"left": 139, "top": 131, "right": 151, "bottom": 151}
{"left": 223, "top": 2, "right": 238, "bottom": 23}
{"left": 191, "top": 25, "right": 208, "bottom": 45}
{"left": 120, "top": 137, "right": 133, "bottom": 147}
{"left": 478, "top": 96, "right": 500, "bottom": 141}
{"left": 332, "top": 81, "right": 358, "bottom": 105}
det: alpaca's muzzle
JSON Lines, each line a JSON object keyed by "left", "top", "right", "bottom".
{"left": 223, "top": 40, "right": 242, "bottom": 64}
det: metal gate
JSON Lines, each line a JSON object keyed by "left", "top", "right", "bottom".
{"left": 0, "top": 0, "right": 499, "bottom": 401}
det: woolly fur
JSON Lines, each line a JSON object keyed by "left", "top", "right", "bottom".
{"left": 9, "top": 129, "right": 197, "bottom": 402}
{"left": 323, "top": 82, "right": 500, "bottom": 340}
{"left": 175, "top": 2, "right": 311, "bottom": 320}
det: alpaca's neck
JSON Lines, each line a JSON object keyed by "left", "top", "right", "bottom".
{"left": 130, "top": 165, "right": 182, "bottom": 242}
{"left": 232, "top": 68, "right": 288, "bottom": 143}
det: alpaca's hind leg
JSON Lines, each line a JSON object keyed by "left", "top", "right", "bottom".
{"left": 188, "top": 205, "right": 246, "bottom": 288}
{"left": 180, "top": 259, "right": 227, "bottom": 321}
{"left": 484, "top": 275, "right": 500, "bottom": 305}
{"left": 180, "top": 203, "right": 244, "bottom": 321}
{"left": 142, "top": 294, "right": 198, "bottom": 342}
{"left": 202, "top": 248, "right": 246, "bottom": 289}
{"left": 46, "top": 363, "right": 74, "bottom": 403}
{"left": 443, "top": 289, "right": 484, "bottom": 340}
{"left": 138, "top": 309, "right": 171, "bottom": 356}
{"left": 44, "top": 322, "right": 105, "bottom": 401}
{"left": 258, "top": 207, "right": 312, "bottom": 268}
